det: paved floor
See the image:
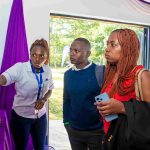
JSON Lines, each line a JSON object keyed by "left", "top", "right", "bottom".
{"left": 49, "top": 120, "right": 71, "bottom": 150}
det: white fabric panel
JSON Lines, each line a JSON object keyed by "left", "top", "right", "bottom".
{"left": 0, "top": 0, "right": 13, "bottom": 68}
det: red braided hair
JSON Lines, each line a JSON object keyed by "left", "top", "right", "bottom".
{"left": 102, "top": 29, "right": 140, "bottom": 97}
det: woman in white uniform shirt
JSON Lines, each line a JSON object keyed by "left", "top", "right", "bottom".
{"left": 0, "top": 38, "right": 54, "bottom": 150}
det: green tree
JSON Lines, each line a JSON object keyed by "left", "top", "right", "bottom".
{"left": 50, "top": 17, "right": 143, "bottom": 67}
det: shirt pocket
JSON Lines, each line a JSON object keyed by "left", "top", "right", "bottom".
{"left": 42, "top": 78, "right": 52, "bottom": 93}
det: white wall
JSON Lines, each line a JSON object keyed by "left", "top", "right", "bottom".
{"left": 0, "top": 0, "right": 13, "bottom": 67}
{"left": 1, "top": 0, "right": 150, "bottom": 66}
{"left": 23, "top": 0, "right": 150, "bottom": 47}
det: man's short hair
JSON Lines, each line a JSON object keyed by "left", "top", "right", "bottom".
{"left": 74, "top": 38, "right": 91, "bottom": 50}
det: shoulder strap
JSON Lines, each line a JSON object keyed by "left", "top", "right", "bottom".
{"left": 95, "top": 65, "right": 105, "bottom": 88}
{"left": 135, "top": 68, "right": 148, "bottom": 101}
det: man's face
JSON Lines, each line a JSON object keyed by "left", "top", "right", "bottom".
{"left": 69, "top": 41, "right": 90, "bottom": 66}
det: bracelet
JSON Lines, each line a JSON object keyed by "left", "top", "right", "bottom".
{"left": 64, "top": 122, "right": 69, "bottom": 125}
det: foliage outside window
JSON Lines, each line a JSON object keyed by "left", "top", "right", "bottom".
{"left": 49, "top": 16, "right": 144, "bottom": 119}
{"left": 50, "top": 16, "right": 143, "bottom": 68}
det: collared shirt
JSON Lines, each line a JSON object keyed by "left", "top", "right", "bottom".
{"left": 72, "top": 62, "right": 92, "bottom": 71}
{"left": 2, "top": 61, "right": 54, "bottom": 118}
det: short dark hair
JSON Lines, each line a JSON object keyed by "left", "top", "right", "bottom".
{"left": 74, "top": 38, "right": 91, "bottom": 50}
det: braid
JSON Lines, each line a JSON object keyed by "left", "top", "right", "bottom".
{"left": 102, "top": 29, "right": 140, "bottom": 97}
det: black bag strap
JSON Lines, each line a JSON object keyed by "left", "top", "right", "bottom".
{"left": 95, "top": 65, "right": 105, "bottom": 88}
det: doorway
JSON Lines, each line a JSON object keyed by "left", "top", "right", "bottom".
{"left": 49, "top": 13, "right": 144, "bottom": 149}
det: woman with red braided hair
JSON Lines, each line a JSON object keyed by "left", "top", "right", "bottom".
{"left": 95, "top": 28, "right": 150, "bottom": 149}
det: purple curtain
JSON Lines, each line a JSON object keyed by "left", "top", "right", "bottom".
{"left": 0, "top": 0, "right": 29, "bottom": 119}
{"left": 0, "top": 0, "right": 29, "bottom": 149}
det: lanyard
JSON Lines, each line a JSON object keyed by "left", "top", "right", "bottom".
{"left": 31, "top": 63, "right": 43, "bottom": 100}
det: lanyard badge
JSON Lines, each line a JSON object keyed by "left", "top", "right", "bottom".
{"left": 30, "top": 62, "right": 43, "bottom": 100}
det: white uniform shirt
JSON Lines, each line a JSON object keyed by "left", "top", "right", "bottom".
{"left": 2, "top": 61, "right": 54, "bottom": 118}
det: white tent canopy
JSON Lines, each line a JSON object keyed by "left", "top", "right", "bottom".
{"left": 0, "top": 0, "right": 150, "bottom": 66}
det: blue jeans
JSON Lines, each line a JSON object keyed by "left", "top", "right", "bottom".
{"left": 10, "top": 110, "right": 47, "bottom": 150}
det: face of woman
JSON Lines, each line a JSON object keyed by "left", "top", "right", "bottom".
{"left": 105, "top": 32, "right": 122, "bottom": 64}
{"left": 30, "top": 46, "right": 48, "bottom": 68}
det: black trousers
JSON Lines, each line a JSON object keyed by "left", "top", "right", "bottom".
{"left": 66, "top": 125, "right": 104, "bottom": 150}
{"left": 10, "top": 110, "right": 47, "bottom": 150}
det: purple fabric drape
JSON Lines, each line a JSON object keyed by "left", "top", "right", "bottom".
{"left": 0, "top": 110, "right": 12, "bottom": 150}
{"left": 0, "top": 0, "right": 29, "bottom": 120}
{"left": 0, "top": 0, "right": 29, "bottom": 149}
